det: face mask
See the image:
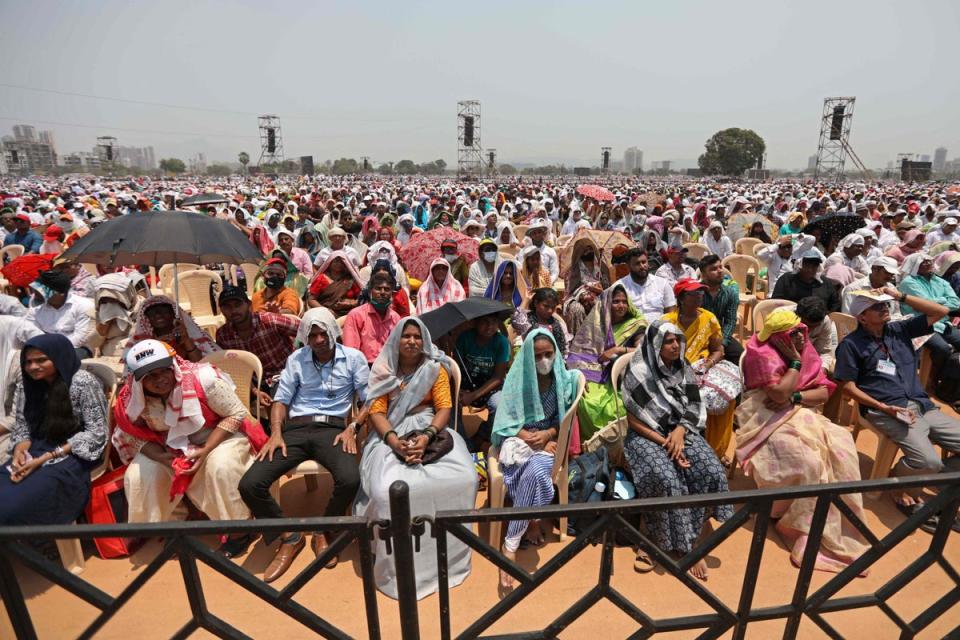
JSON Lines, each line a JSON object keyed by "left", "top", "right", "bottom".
{"left": 443, "top": 253, "right": 457, "bottom": 264}
{"left": 371, "top": 297, "right": 392, "bottom": 311}
{"left": 535, "top": 355, "right": 555, "bottom": 376}
{"left": 265, "top": 275, "right": 285, "bottom": 289}
{"left": 582, "top": 252, "right": 595, "bottom": 261}
{"left": 482, "top": 250, "right": 497, "bottom": 263}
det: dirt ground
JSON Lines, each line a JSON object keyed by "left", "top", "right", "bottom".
{"left": 2, "top": 428, "right": 958, "bottom": 639}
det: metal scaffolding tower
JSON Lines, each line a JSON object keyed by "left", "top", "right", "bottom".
{"left": 601, "top": 147, "right": 612, "bottom": 174}
{"left": 457, "top": 101, "right": 482, "bottom": 177}
{"left": 813, "top": 97, "right": 856, "bottom": 182}
{"left": 257, "top": 115, "right": 284, "bottom": 166}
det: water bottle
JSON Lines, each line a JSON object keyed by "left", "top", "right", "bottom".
{"left": 587, "top": 481, "right": 606, "bottom": 503}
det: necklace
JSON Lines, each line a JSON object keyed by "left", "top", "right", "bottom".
{"left": 312, "top": 356, "right": 336, "bottom": 398}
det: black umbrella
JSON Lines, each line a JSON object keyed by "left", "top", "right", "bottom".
{"left": 60, "top": 210, "right": 263, "bottom": 267}
{"left": 419, "top": 298, "right": 513, "bottom": 340}
{"left": 802, "top": 212, "right": 865, "bottom": 241}
{"left": 181, "top": 192, "right": 229, "bottom": 207}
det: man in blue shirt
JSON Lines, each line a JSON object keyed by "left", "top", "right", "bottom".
{"left": 238, "top": 308, "right": 368, "bottom": 582}
{"left": 4, "top": 214, "right": 42, "bottom": 254}
{"left": 834, "top": 287, "right": 960, "bottom": 528}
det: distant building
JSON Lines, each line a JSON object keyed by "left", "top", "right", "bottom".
{"left": 12, "top": 125, "right": 36, "bottom": 142}
{"left": 60, "top": 151, "right": 102, "bottom": 171}
{"left": 807, "top": 155, "right": 818, "bottom": 170}
{"left": 934, "top": 147, "right": 948, "bottom": 173}
{"left": 189, "top": 153, "right": 207, "bottom": 173}
{"left": 2, "top": 124, "right": 56, "bottom": 174}
{"left": 117, "top": 145, "right": 157, "bottom": 170}
{"left": 919, "top": 154, "right": 931, "bottom": 163}
{"left": 623, "top": 147, "right": 643, "bottom": 173}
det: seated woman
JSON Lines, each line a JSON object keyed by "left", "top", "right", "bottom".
{"left": 355, "top": 318, "right": 477, "bottom": 599}
{"left": 114, "top": 339, "right": 266, "bottom": 553}
{"left": 566, "top": 284, "right": 646, "bottom": 438}
{"left": 621, "top": 321, "right": 732, "bottom": 581}
{"left": 562, "top": 282, "right": 603, "bottom": 337}
{"left": 661, "top": 278, "right": 737, "bottom": 465}
{"left": 511, "top": 288, "right": 570, "bottom": 356}
{"left": 360, "top": 240, "right": 411, "bottom": 293}
{"left": 124, "top": 295, "right": 219, "bottom": 362}
{"left": 492, "top": 330, "right": 580, "bottom": 588}
{"left": 497, "top": 221, "right": 522, "bottom": 249}
{"left": 94, "top": 272, "right": 141, "bottom": 357}
{"left": 252, "top": 257, "right": 301, "bottom": 315}
{"left": 295, "top": 221, "right": 322, "bottom": 263}
{"left": 737, "top": 309, "right": 868, "bottom": 572}
{"left": 0, "top": 335, "right": 107, "bottom": 525}
{"left": 517, "top": 246, "right": 552, "bottom": 295}
{"left": 563, "top": 237, "right": 611, "bottom": 295}
{"left": 308, "top": 250, "right": 363, "bottom": 316}
{"left": 484, "top": 260, "right": 522, "bottom": 308}
{"left": 416, "top": 258, "right": 465, "bottom": 314}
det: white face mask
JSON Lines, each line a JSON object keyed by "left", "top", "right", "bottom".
{"left": 535, "top": 355, "right": 555, "bottom": 375}
{"left": 443, "top": 253, "right": 457, "bottom": 264}
{"left": 482, "top": 250, "right": 497, "bottom": 263}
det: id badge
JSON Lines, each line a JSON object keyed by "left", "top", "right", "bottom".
{"left": 877, "top": 359, "right": 897, "bottom": 377}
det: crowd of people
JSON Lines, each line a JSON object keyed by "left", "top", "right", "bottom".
{"left": 0, "top": 174, "right": 959, "bottom": 598}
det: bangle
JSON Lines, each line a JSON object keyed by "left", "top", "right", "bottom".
{"left": 791, "top": 391, "right": 803, "bottom": 405}
{"left": 423, "top": 427, "right": 437, "bottom": 442}
{"left": 788, "top": 360, "right": 802, "bottom": 371}
{"left": 54, "top": 446, "right": 64, "bottom": 458}
{"left": 383, "top": 429, "right": 398, "bottom": 444}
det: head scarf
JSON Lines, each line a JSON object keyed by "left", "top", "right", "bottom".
{"left": 417, "top": 257, "right": 465, "bottom": 313}
{"left": 296, "top": 307, "right": 341, "bottom": 347}
{"left": 94, "top": 272, "right": 140, "bottom": 334}
{"left": 935, "top": 251, "right": 960, "bottom": 277}
{"left": 900, "top": 252, "right": 933, "bottom": 278}
{"left": 20, "top": 334, "right": 81, "bottom": 440}
{"left": 566, "top": 284, "right": 646, "bottom": 383}
{"left": 496, "top": 221, "right": 518, "bottom": 246}
{"left": 518, "top": 245, "right": 551, "bottom": 291}
{"left": 491, "top": 328, "right": 580, "bottom": 446}
{"left": 484, "top": 260, "right": 522, "bottom": 307}
{"left": 365, "top": 317, "right": 448, "bottom": 429}
{"left": 123, "top": 295, "right": 218, "bottom": 357}
{"left": 308, "top": 249, "right": 364, "bottom": 299}
{"left": 366, "top": 240, "right": 399, "bottom": 268}
{"left": 621, "top": 320, "right": 704, "bottom": 436}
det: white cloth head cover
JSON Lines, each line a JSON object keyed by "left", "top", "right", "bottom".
{"left": 95, "top": 272, "right": 140, "bottom": 333}
{"left": 901, "top": 252, "right": 933, "bottom": 277}
{"left": 366, "top": 240, "right": 398, "bottom": 266}
{"left": 365, "top": 316, "right": 448, "bottom": 429}
{"left": 297, "top": 306, "right": 341, "bottom": 347}
{"left": 496, "top": 221, "right": 517, "bottom": 245}
{"left": 838, "top": 232, "right": 865, "bottom": 250}
{"left": 848, "top": 291, "right": 895, "bottom": 318}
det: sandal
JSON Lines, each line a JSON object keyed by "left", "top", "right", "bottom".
{"left": 218, "top": 533, "right": 259, "bottom": 558}
{"left": 894, "top": 501, "right": 938, "bottom": 535}
{"left": 633, "top": 550, "right": 655, "bottom": 573}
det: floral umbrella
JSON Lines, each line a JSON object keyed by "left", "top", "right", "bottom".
{"left": 726, "top": 212, "right": 779, "bottom": 243}
{"left": 575, "top": 184, "right": 615, "bottom": 202}
{"left": 399, "top": 227, "right": 479, "bottom": 281}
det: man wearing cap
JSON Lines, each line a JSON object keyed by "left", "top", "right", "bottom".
{"left": 4, "top": 214, "right": 42, "bottom": 254}
{"left": 215, "top": 285, "right": 301, "bottom": 403}
{"left": 771, "top": 249, "right": 841, "bottom": 312}
{"left": 614, "top": 248, "right": 676, "bottom": 323}
{"left": 522, "top": 218, "right": 559, "bottom": 282}
{"left": 841, "top": 257, "right": 901, "bottom": 316}
{"left": 925, "top": 217, "right": 960, "bottom": 248}
{"left": 238, "top": 308, "right": 367, "bottom": 581}
{"left": 834, "top": 289, "right": 960, "bottom": 524}
{"left": 314, "top": 227, "right": 360, "bottom": 268}
{"left": 654, "top": 246, "right": 697, "bottom": 284}
{"left": 756, "top": 233, "right": 815, "bottom": 292}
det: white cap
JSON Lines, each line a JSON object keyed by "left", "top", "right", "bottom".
{"left": 126, "top": 339, "right": 175, "bottom": 380}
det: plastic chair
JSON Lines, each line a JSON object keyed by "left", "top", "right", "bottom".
{"left": 752, "top": 299, "right": 797, "bottom": 338}
{"left": 683, "top": 243, "right": 710, "bottom": 262}
{"left": 486, "top": 371, "right": 586, "bottom": 546}
{"left": 721, "top": 254, "right": 761, "bottom": 340}
{"left": 176, "top": 269, "right": 223, "bottom": 320}
{"left": 157, "top": 263, "right": 200, "bottom": 296}
{"left": 735, "top": 237, "right": 763, "bottom": 257}
{"left": 232, "top": 263, "right": 261, "bottom": 299}
{"left": 829, "top": 312, "right": 857, "bottom": 343}
{"left": 200, "top": 350, "right": 263, "bottom": 422}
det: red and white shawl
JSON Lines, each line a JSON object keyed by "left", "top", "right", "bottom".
{"left": 416, "top": 257, "right": 465, "bottom": 314}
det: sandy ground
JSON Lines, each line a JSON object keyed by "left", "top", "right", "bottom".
{"left": 2, "top": 428, "right": 959, "bottom": 639}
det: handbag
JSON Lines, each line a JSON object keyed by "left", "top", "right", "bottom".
{"left": 392, "top": 429, "right": 454, "bottom": 465}
{"left": 83, "top": 465, "right": 143, "bottom": 559}
{"left": 693, "top": 359, "right": 742, "bottom": 415}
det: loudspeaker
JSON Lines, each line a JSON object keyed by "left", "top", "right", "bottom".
{"left": 901, "top": 160, "right": 932, "bottom": 181}
{"left": 488, "top": 152, "right": 495, "bottom": 168}
{"left": 463, "top": 116, "right": 474, "bottom": 147}
{"left": 602, "top": 150, "right": 610, "bottom": 169}
{"left": 300, "top": 155, "right": 314, "bottom": 175}
{"left": 829, "top": 105, "right": 845, "bottom": 140}
{"left": 267, "top": 128, "right": 276, "bottom": 153}
{"left": 363, "top": 158, "right": 370, "bottom": 171}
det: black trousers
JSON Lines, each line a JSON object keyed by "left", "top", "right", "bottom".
{"left": 238, "top": 424, "right": 360, "bottom": 543}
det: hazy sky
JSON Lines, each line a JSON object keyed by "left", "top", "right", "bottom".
{"left": 1, "top": 0, "right": 957, "bottom": 169}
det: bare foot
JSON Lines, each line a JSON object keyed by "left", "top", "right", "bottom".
{"left": 524, "top": 520, "right": 545, "bottom": 546}
{"left": 690, "top": 558, "right": 709, "bottom": 581}
{"left": 499, "top": 548, "right": 516, "bottom": 589}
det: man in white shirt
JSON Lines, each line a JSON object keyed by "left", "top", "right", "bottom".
{"left": 654, "top": 246, "right": 697, "bottom": 284}
{"left": 522, "top": 218, "right": 559, "bottom": 282}
{"left": 615, "top": 248, "right": 677, "bottom": 323}
{"left": 925, "top": 217, "right": 960, "bottom": 248}
{"left": 24, "top": 270, "right": 96, "bottom": 358}
{"left": 757, "top": 233, "right": 815, "bottom": 293}
{"left": 314, "top": 227, "right": 361, "bottom": 268}
{"left": 840, "top": 257, "right": 902, "bottom": 316}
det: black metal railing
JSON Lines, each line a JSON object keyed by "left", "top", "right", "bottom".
{"left": 0, "top": 516, "right": 382, "bottom": 640}
{"left": 2, "top": 473, "right": 959, "bottom": 639}
{"left": 430, "top": 472, "right": 960, "bottom": 640}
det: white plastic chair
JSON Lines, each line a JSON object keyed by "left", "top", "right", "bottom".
{"left": 176, "top": 269, "right": 223, "bottom": 320}
{"left": 200, "top": 350, "right": 263, "bottom": 422}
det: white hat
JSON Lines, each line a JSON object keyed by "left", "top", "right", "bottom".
{"left": 848, "top": 290, "right": 894, "bottom": 318}
{"left": 527, "top": 217, "right": 550, "bottom": 231}
{"left": 870, "top": 256, "right": 899, "bottom": 276}
{"left": 945, "top": 217, "right": 958, "bottom": 226}
{"left": 126, "top": 339, "right": 175, "bottom": 380}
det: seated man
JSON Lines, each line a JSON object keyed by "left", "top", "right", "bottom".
{"left": 898, "top": 253, "right": 960, "bottom": 378}
{"left": 238, "top": 308, "right": 368, "bottom": 582}
{"left": 251, "top": 258, "right": 300, "bottom": 315}
{"left": 215, "top": 285, "right": 301, "bottom": 407}
{"left": 700, "top": 255, "right": 742, "bottom": 364}
{"left": 654, "top": 246, "right": 697, "bottom": 284}
{"left": 771, "top": 249, "right": 840, "bottom": 312}
{"left": 342, "top": 271, "right": 402, "bottom": 365}
{"left": 24, "top": 269, "right": 96, "bottom": 359}
{"left": 834, "top": 289, "right": 960, "bottom": 530}
{"left": 4, "top": 213, "right": 42, "bottom": 254}
{"left": 841, "top": 257, "right": 900, "bottom": 315}
{"left": 796, "top": 296, "right": 838, "bottom": 374}
{"left": 314, "top": 227, "right": 360, "bottom": 268}
{"left": 614, "top": 248, "right": 676, "bottom": 324}
{"left": 451, "top": 313, "right": 510, "bottom": 452}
